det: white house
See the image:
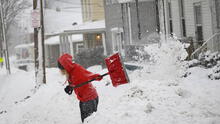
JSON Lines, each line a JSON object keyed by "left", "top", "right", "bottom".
{"left": 162, "top": 0, "right": 220, "bottom": 54}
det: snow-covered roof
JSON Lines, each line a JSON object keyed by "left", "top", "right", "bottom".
{"left": 63, "top": 20, "right": 105, "bottom": 34}
{"left": 70, "top": 34, "right": 83, "bottom": 42}
{"left": 71, "top": 20, "right": 105, "bottom": 31}
{"left": 45, "top": 34, "right": 83, "bottom": 45}
{"left": 45, "top": 36, "right": 60, "bottom": 45}
{"left": 15, "top": 43, "right": 34, "bottom": 49}
{"left": 44, "top": 8, "right": 82, "bottom": 35}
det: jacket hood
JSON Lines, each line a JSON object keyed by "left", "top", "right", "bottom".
{"left": 57, "top": 54, "right": 75, "bottom": 73}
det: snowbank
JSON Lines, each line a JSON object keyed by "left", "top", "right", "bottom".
{"left": 142, "top": 38, "right": 187, "bottom": 81}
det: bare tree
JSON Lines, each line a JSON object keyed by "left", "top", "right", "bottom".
{"left": 0, "top": 0, "right": 31, "bottom": 34}
{"left": 0, "top": 0, "right": 31, "bottom": 71}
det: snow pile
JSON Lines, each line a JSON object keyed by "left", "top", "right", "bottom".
{"left": 0, "top": 68, "right": 71, "bottom": 124}
{"left": 0, "top": 67, "right": 35, "bottom": 112}
{"left": 143, "top": 39, "right": 188, "bottom": 81}
{"left": 145, "top": 39, "right": 187, "bottom": 63}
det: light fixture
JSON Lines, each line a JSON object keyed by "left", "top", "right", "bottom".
{"left": 96, "top": 34, "right": 101, "bottom": 41}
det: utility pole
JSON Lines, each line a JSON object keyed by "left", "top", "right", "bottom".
{"left": 0, "top": 0, "right": 10, "bottom": 74}
{"left": 33, "top": 0, "right": 39, "bottom": 83}
{"left": 33, "top": 0, "right": 46, "bottom": 84}
{"left": 40, "top": 0, "right": 46, "bottom": 84}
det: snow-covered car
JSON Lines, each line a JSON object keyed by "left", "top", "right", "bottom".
{"left": 14, "top": 59, "right": 34, "bottom": 71}
{"left": 14, "top": 43, "right": 34, "bottom": 71}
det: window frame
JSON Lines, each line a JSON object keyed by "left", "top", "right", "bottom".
{"left": 167, "top": 1, "right": 173, "bottom": 35}
{"left": 179, "top": 0, "right": 186, "bottom": 37}
{"left": 215, "top": 0, "right": 220, "bottom": 28}
{"left": 193, "top": 2, "right": 203, "bottom": 41}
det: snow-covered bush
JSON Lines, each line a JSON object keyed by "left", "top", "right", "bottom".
{"left": 186, "top": 59, "right": 201, "bottom": 68}
{"left": 186, "top": 51, "right": 220, "bottom": 69}
{"left": 208, "top": 62, "right": 220, "bottom": 80}
{"left": 198, "top": 51, "right": 220, "bottom": 68}
{"left": 186, "top": 51, "right": 220, "bottom": 80}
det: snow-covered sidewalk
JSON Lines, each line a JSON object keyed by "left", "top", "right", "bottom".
{"left": 0, "top": 64, "right": 220, "bottom": 124}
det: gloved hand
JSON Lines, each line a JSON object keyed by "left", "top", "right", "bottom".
{"left": 64, "top": 85, "right": 74, "bottom": 95}
{"left": 95, "top": 74, "right": 103, "bottom": 81}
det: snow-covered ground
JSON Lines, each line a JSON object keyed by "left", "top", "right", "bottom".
{"left": 0, "top": 41, "right": 220, "bottom": 124}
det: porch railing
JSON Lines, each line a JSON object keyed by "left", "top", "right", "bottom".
{"left": 190, "top": 33, "right": 220, "bottom": 59}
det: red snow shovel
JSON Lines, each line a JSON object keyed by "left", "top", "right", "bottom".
{"left": 72, "top": 53, "right": 130, "bottom": 89}
{"left": 104, "top": 53, "right": 130, "bottom": 87}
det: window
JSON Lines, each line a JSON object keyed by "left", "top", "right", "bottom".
{"left": 194, "top": 4, "right": 202, "bottom": 24}
{"left": 179, "top": 0, "right": 186, "bottom": 37}
{"left": 112, "top": 0, "right": 119, "bottom": 4}
{"left": 84, "top": 0, "right": 89, "bottom": 20}
{"left": 83, "top": 0, "right": 92, "bottom": 21}
{"left": 82, "top": 0, "right": 85, "bottom": 20}
{"left": 106, "top": 0, "right": 119, "bottom": 5}
{"left": 76, "top": 43, "right": 84, "bottom": 54}
{"left": 168, "top": 1, "right": 173, "bottom": 35}
{"left": 106, "top": 0, "right": 112, "bottom": 5}
{"left": 215, "top": 0, "right": 220, "bottom": 28}
{"left": 194, "top": 2, "right": 203, "bottom": 42}
{"left": 88, "top": 0, "right": 92, "bottom": 20}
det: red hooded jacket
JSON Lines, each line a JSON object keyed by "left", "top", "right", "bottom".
{"left": 58, "top": 54, "right": 100, "bottom": 102}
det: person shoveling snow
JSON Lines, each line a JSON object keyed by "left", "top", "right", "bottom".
{"left": 57, "top": 54, "right": 102, "bottom": 123}
{"left": 57, "top": 53, "right": 129, "bottom": 123}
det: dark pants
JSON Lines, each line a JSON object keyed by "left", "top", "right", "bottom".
{"left": 79, "top": 97, "right": 99, "bottom": 123}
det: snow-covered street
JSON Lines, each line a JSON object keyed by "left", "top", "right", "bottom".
{"left": 1, "top": 42, "right": 220, "bottom": 124}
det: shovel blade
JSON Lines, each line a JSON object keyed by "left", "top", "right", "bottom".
{"left": 105, "top": 53, "right": 130, "bottom": 87}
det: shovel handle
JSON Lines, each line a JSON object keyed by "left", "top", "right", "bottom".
{"left": 71, "top": 72, "right": 109, "bottom": 89}
{"left": 100, "top": 72, "right": 109, "bottom": 77}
